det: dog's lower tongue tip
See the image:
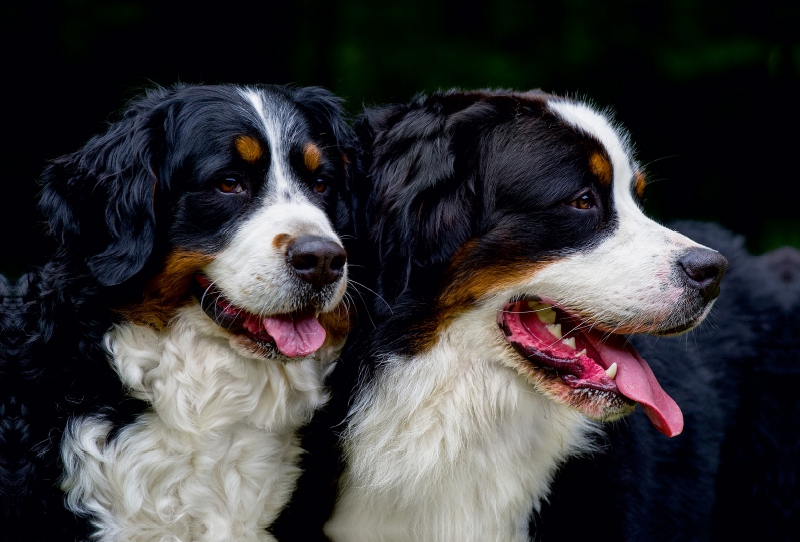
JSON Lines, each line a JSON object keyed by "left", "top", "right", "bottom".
{"left": 263, "top": 314, "right": 326, "bottom": 358}
{"left": 642, "top": 403, "right": 683, "bottom": 438}
{"left": 592, "top": 337, "right": 684, "bottom": 437}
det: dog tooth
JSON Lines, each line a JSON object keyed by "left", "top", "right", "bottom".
{"left": 536, "top": 308, "right": 557, "bottom": 325}
{"left": 561, "top": 337, "right": 576, "bottom": 350}
{"left": 315, "top": 311, "right": 321, "bottom": 318}
{"left": 577, "top": 349, "right": 587, "bottom": 357}
{"left": 605, "top": 363, "right": 618, "bottom": 380}
{"left": 545, "top": 323, "right": 562, "bottom": 339}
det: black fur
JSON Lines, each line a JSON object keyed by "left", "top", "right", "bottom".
{"left": 366, "top": 92, "right": 618, "bottom": 312}
{"left": 6, "top": 84, "right": 358, "bottom": 540}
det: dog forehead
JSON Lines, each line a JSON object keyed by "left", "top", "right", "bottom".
{"left": 238, "top": 87, "right": 306, "bottom": 150}
{"left": 158, "top": 87, "right": 289, "bottom": 170}
{"left": 546, "top": 100, "right": 635, "bottom": 186}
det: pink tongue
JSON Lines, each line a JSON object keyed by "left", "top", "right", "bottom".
{"left": 263, "top": 314, "right": 326, "bottom": 358}
{"left": 589, "top": 334, "right": 684, "bottom": 437}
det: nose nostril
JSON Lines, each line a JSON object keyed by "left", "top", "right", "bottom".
{"left": 286, "top": 235, "right": 347, "bottom": 289}
{"left": 330, "top": 255, "right": 346, "bottom": 271}
{"left": 680, "top": 261, "right": 711, "bottom": 283}
{"left": 290, "top": 253, "right": 319, "bottom": 272}
{"left": 677, "top": 248, "right": 728, "bottom": 301}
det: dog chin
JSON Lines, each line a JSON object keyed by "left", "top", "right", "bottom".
{"left": 652, "top": 300, "right": 717, "bottom": 336}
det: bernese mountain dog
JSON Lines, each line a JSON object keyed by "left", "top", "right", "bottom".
{"left": 13, "top": 84, "right": 358, "bottom": 541}
{"left": 318, "top": 90, "right": 728, "bottom": 542}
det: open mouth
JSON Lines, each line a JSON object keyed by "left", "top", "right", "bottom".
{"left": 499, "top": 298, "right": 683, "bottom": 437}
{"left": 193, "top": 274, "right": 326, "bottom": 359}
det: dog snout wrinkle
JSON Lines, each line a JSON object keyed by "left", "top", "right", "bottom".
{"left": 678, "top": 248, "right": 728, "bottom": 301}
{"left": 287, "top": 235, "right": 346, "bottom": 289}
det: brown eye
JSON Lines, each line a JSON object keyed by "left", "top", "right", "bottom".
{"left": 218, "top": 177, "right": 243, "bottom": 194}
{"left": 314, "top": 178, "right": 328, "bottom": 194}
{"left": 569, "top": 193, "right": 594, "bottom": 210}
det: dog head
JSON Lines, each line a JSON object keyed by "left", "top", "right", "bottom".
{"left": 40, "top": 84, "right": 358, "bottom": 360}
{"left": 358, "top": 90, "right": 727, "bottom": 436}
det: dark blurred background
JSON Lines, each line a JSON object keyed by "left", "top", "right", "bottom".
{"left": 2, "top": 0, "right": 799, "bottom": 278}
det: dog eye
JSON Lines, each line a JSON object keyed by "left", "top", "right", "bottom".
{"left": 569, "top": 193, "right": 594, "bottom": 210}
{"left": 314, "top": 178, "right": 328, "bottom": 194}
{"left": 218, "top": 177, "right": 244, "bottom": 194}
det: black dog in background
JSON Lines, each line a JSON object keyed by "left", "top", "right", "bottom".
{"left": 712, "top": 243, "right": 800, "bottom": 541}
{"left": 536, "top": 221, "right": 800, "bottom": 542}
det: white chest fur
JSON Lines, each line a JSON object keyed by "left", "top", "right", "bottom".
{"left": 61, "top": 305, "right": 330, "bottom": 542}
{"left": 325, "top": 308, "right": 597, "bottom": 542}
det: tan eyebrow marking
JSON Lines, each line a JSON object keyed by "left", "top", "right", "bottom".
{"left": 234, "top": 135, "right": 263, "bottom": 164}
{"left": 303, "top": 142, "right": 322, "bottom": 172}
{"left": 589, "top": 152, "right": 612, "bottom": 187}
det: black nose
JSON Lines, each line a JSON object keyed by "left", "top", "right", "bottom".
{"left": 287, "top": 235, "right": 346, "bottom": 290}
{"left": 677, "top": 248, "right": 728, "bottom": 301}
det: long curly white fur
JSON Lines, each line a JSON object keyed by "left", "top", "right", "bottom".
{"left": 62, "top": 305, "right": 332, "bottom": 541}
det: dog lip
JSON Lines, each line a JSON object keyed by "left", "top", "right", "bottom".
{"left": 191, "top": 274, "right": 326, "bottom": 357}
{"left": 651, "top": 299, "right": 716, "bottom": 337}
{"left": 500, "top": 297, "right": 684, "bottom": 437}
{"left": 499, "top": 299, "right": 620, "bottom": 393}
{"left": 651, "top": 315, "right": 705, "bottom": 336}
{"left": 652, "top": 322, "right": 696, "bottom": 336}
{"left": 192, "top": 274, "right": 250, "bottom": 331}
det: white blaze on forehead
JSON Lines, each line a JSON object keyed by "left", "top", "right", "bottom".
{"left": 239, "top": 87, "right": 310, "bottom": 206}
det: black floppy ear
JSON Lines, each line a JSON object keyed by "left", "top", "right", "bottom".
{"left": 39, "top": 91, "right": 171, "bottom": 287}
{"left": 361, "top": 100, "right": 478, "bottom": 309}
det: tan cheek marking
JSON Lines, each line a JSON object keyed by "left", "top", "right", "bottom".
{"left": 272, "top": 233, "right": 293, "bottom": 250}
{"left": 589, "top": 152, "right": 612, "bottom": 187}
{"left": 634, "top": 171, "right": 647, "bottom": 199}
{"left": 408, "top": 238, "right": 553, "bottom": 353}
{"left": 117, "top": 250, "right": 215, "bottom": 329}
{"left": 303, "top": 143, "right": 322, "bottom": 172}
{"left": 319, "top": 305, "right": 353, "bottom": 351}
{"left": 235, "top": 135, "right": 264, "bottom": 164}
